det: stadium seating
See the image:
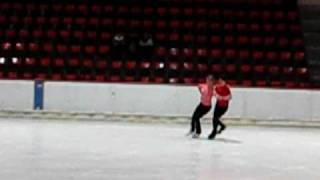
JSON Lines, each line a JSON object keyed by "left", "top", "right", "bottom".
{"left": 0, "top": 0, "right": 310, "bottom": 88}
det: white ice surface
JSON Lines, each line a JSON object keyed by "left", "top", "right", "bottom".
{"left": 0, "top": 118, "right": 320, "bottom": 180}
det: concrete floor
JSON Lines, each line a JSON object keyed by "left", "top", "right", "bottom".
{"left": 0, "top": 118, "right": 319, "bottom": 180}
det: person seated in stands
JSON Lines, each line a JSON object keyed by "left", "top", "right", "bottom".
{"left": 138, "top": 33, "right": 154, "bottom": 60}
{"left": 112, "top": 33, "right": 127, "bottom": 59}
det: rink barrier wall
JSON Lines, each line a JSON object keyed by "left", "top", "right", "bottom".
{"left": 0, "top": 80, "right": 320, "bottom": 123}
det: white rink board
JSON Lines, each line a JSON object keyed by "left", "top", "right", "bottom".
{"left": 44, "top": 82, "right": 320, "bottom": 121}
{"left": 0, "top": 80, "right": 34, "bottom": 110}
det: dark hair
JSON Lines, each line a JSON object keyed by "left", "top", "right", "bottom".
{"left": 216, "top": 74, "right": 225, "bottom": 80}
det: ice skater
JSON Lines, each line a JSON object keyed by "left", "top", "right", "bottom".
{"left": 208, "top": 75, "right": 232, "bottom": 140}
{"left": 187, "top": 75, "right": 215, "bottom": 138}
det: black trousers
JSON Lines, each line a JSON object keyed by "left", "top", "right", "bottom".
{"left": 211, "top": 103, "right": 228, "bottom": 136}
{"left": 191, "top": 103, "right": 211, "bottom": 134}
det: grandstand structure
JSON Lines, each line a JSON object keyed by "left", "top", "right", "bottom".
{"left": 0, "top": 0, "right": 314, "bottom": 88}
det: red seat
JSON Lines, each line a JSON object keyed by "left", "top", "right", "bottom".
{"left": 256, "top": 80, "right": 267, "bottom": 87}
{"left": 253, "top": 65, "right": 265, "bottom": 73}
{"left": 116, "top": 19, "right": 126, "bottom": 27}
{"left": 183, "top": 48, "right": 193, "bottom": 57}
{"left": 250, "top": 23, "right": 260, "bottom": 32}
{"left": 66, "top": 74, "right": 77, "bottom": 81}
{"left": 239, "top": 50, "right": 250, "bottom": 61}
{"left": 23, "top": 73, "right": 33, "bottom": 79}
{"left": 5, "top": 29, "right": 16, "bottom": 39}
{"left": 210, "top": 22, "right": 222, "bottom": 31}
{"left": 49, "top": 16, "right": 59, "bottom": 25}
{"left": 266, "top": 51, "right": 278, "bottom": 62}
{"left": 156, "top": 20, "right": 166, "bottom": 29}
{"left": 196, "top": 48, "right": 208, "bottom": 57}
{"left": 278, "top": 37, "right": 289, "bottom": 48}
{"left": 251, "top": 36, "right": 263, "bottom": 46}
{"left": 196, "top": 7, "right": 207, "bottom": 16}
{"left": 184, "top": 8, "right": 193, "bottom": 16}
{"left": 197, "top": 21, "right": 207, "bottom": 30}
{"left": 95, "top": 75, "right": 105, "bottom": 82}
{"left": 43, "top": 43, "right": 53, "bottom": 53}
{"left": 63, "top": 17, "right": 73, "bottom": 25}
{"left": 126, "top": 61, "right": 137, "bottom": 69}
{"left": 224, "top": 36, "right": 235, "bottom": 46}
{"left": 111, "top": 61, "right": 123, "bottom": 69}
{"left": 224, "top": 23, "right": 234, "bottom": 32}
{"left": 140, "top": 61, "right": 151, "bottom": 69}
{"left": 210, "top": 36, "right": 222, "bottom": 45}
{"left": 28, "top": 42, "right": 39, "bottom": 52}
{"left": 54, "top": 58, "right": 64, "bottom": 67}
{"left": 96, "top": 60, "right": 108, "bottom": 69}
{"left": 288, "top": 11, "right": 298, "bottom": 21}
{"left": 271, "top": 81, "right": 282, "bottom": 87}
{"left": 183, "top": 62, "right": 194, "bottom": 71}
{"left": 169, "top": 33, "right": 180, "bottom": 42}
{"left": 293, "top": 52, "right": 305, "bottom": 61}
{"left": 226, "top": 64, "right": 237, "bottom": 73}
{"left": 143, "top": 20, "right": 153, "bottom": 29}
{"left": 169, "top": 48, "right": 179, "bottom": 56}
{"left": 25, "top": 57, "right": 36, "bottom": 66}
{"left": 71, "top": 45, "right": 81, "bottom": 54}
{"left": 47, "top": 30, "right": 57, "bottom": 39}
{"left": 85, "top": 45, "right": 96, "bottom": 54}
{"left": 156, "top": 47, "right": 167, "bottom": 56}
{"left": 252, "top": 51, "right": 264, "bottom": 61}
{"left": 89, "top": 18, "right": 99, "bottom": 26}
{"left": 265, "top": 36, "right": 276, "bottom": 46}
{"left": 241, "top": 65, "right": 251, "bottom": 73}
{"left": 183, "top": 20, "right": 194, "bottom": 29}
{"left": 57, "top": 44, "right": 68, "bottom": 54}
{"left": 87, "top": 31, "right": 97, "bottom": 39}
{"left": 236, "top": 23, "right": 247, "bottom": 32}
{"left": 99, "top": 45, "right": 110, "bottom": 54}
{"left": 237, "top": 36, "right": 249, "bottom": 46}
{"left": 263, "top": 23, "right": 273, "bottom": 33}
{"left": 170, "top": 20, "right": 180, "bottom": 29}
{"left": 197, "top": 63, "right": 208, "bottom": 72}
{"left": 183, "top": 34, "right": 194, "bottom": 43}
{"left": 157, "top": 7, "right": 167, "bottom": 16}
{"left": 280, "top": 51, "right": 291, "bottom": 62}
{"left": 83, "top": 59, "right": 93, "bottom": 67}
{"left": 225, "top": 49, "right": 237, "bottom": 59}
{"left": 268, "top": 66, "right": 280, "bottom": 74}
{"left": 101, "top": 32, "right": 111, "bottom": 41}
{"left": 40, "top": 57, "right": 51, "bottom": 67}
{"left": 292, "top": 38, "right": 304, "bottom": 48}
{"left": 69, "top": 58, "right": 79, "bottom": 67}
{"left": 143, "top": 7, "right": 153, "bottom": 16}
{"left": 60, "top": 30, "right": 70, "bottom": 39}
{"left": 155, "top": 33, "right": 166, "bottom": 42}
{"left": 118, "top": 5, "right": 129, "bottom": 14}
{"left": 211, "top": 49, "right": 222, "bottom": 59}
{"left": 15, "top": 42, "right": 25, "bottom": 51}
{"left": 183, "top": 77, "right": 195, "bottom": 84}
{"left": 196, "top": 35, "right": 207, "bottom": 44}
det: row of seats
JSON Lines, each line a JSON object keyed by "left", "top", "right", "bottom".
{"left": 1, "top": 42, "right": 305, "bottom": 67}
{"left": 0, "top": 1, "right": 309, "bottom": 88}
{"left": 0, "top": 56, "right": 308, "bottom": 82}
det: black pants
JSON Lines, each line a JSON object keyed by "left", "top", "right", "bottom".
{"left": 191, "top": 103, "right": 211, "bottom": 134}
{"left": 211, "top": 104, "right": 228, "bottom": 136}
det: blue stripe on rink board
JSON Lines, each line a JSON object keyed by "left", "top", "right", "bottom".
{"left": 34, "top": 80, "right": 44, "bottom": 110}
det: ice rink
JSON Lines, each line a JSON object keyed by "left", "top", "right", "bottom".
{"left": 0, "top": 118, "right": 320, "bottom": 180}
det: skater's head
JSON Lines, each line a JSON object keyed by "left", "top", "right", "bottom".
{"left": 206, "top": 75, "right": 214, "bottom": 86}
{"left": 217, "top": 74, "right": 226, "bottom": 84}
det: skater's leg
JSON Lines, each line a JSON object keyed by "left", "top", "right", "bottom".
{"left": 209, "top": 105, "right": 224, "bottom": 139}
{"left": 190, "top": 104, "right": 211, "bottom": 135}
